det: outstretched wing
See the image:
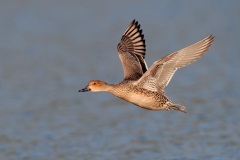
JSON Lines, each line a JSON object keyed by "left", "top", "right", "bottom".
{"left": 117, "top": 20, "right": 147, "bottom": 80}
{"left": 134, "top": 35, "right": 214, "bottom": 91}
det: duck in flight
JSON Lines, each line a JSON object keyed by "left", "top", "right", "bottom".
{"left": 79, "top": 20, "right": 214, "bottom": 113}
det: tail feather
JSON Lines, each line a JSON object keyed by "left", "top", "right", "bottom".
{"left": 168, "top": 104, "right": 187, "bottom": 113}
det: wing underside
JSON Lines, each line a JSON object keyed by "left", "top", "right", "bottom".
{"left": 117, "top": 20, "right": 147, "bottom": 80}
{"left": 134, "top": 35, "right": 214, "bottom": 91}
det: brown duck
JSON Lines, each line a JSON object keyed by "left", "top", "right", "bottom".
{"left": 79, "top": 20, "right": 214, "bottom": 113}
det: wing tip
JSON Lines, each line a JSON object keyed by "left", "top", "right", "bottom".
{"left": 202, "top": 35, "right": 215, "bottom": 52}
{"left": 204, "top": 35, "right": 214, "bottom": 46}
{"left": 119, "top": 20, "right": 146, "bottom": 58}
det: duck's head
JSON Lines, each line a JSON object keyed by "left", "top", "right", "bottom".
{"left": 79, "top": 80, "right": 109, "bottom": 92}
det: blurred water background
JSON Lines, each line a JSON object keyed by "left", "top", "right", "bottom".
{"left": 0, "top": 1, "right": 240, "bottom": 159}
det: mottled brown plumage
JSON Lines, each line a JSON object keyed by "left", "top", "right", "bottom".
{"left": 79, "top": 20, "right": 214, "bottom": 113}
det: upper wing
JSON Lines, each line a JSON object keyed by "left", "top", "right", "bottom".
{"left": 134, "top": 35, "right": 214, "bottom": 91}
{"left": 117, "top": 20, "right": 147, "bottom": 80}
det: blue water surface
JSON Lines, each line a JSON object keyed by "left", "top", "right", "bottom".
{"left": 0, "top": 1, "right": 240, "bottom": 160}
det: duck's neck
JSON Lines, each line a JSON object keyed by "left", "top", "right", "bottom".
{"left": 104, "top": 82, "right": 130, "bottom": 99}
{"left": 101, "top": 83, "right": 115, "bottom": 92}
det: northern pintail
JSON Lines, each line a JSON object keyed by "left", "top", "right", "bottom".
{"left": 79, "top": 20, "right": 214, "bottom": 113}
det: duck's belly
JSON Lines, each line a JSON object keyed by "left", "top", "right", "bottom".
{"left": 118, "top": 91, "right": 169, "bottom": 110}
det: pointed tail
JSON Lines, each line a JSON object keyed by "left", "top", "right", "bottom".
{"left": 168, "top": 104, "right": 187, "bottom": 113}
